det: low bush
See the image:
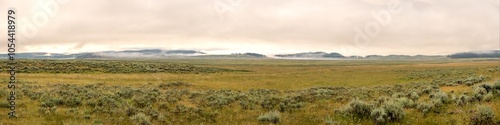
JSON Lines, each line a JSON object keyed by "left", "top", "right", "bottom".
{"left": 462, "top": 76, "right": 486, "bottom": 86}
{"left": 39, "top": 106, "right": 57, "bottom": 115}
{"left": 482, "top": 92, "right": 493, "bottom": 102}
{"left": 416, "top": 102, "right": 433, "bottom": 115}
{"left": 472, "top": 86, "right": 487, "bottom": 102}
{"left": 371, "top": 108, "right": 388, "bottom": 124}
{"left": 394, "top": 97, "right": 416, "bottom": 108}
{"left": 340, "top": 99, "right": 373, "bottom": 118}
{"left": 479, "top": 84, "right": 494, "bottom": 93}
{"left": 494, "top": 81, "right": 500, "bottom": 90}
{"left": 116, "top": 88, "right": 135, "bottom": 99}
{"left": 392, "top": 92, "right": 404, "bottom": 98}
{"left": 492, "top": 81, "right": 500, "bottom": 95}
{"left": 64, "top": 97, "right": 82, "bottom": 107}
{"left": 456, "top": 94, "right": 471, "bottom": 106}
{"left": 430, "top": 91, "right": 449, "bottom": 104}
{"left": 260, "top": 97, "right": 282, "bottom": 110}
{"left": 133, "top": 95, "right": 152, "bottom": 108}
{"left": 469, "top": 105, "right": 495, "bottom": 125}
{"left": 278, "top": 97, "right": 305, "bottom": 112}
{"left": 375, "top": 96, "right": 390, "bottom": 107}
{"left": 257, "top": 111, "right": 281, "bottom": 124}
{"left": 370, "top": 99, "right": 406, "bottom": 124}
{"left": 239, "top": 99, "right": 258, "bottom": 110}
{"left": 130, "top": 113, "right": 151, "bottom": 125}
{"left": 407, "top": 91, "right": 420, "bottom": 101}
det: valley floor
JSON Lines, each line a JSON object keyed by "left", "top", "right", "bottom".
{"left": 0, "top": 59, "right": 499, "bottom": 124}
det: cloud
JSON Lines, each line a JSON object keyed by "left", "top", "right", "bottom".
{"left": 0, "top": 0, "right": 498, "bottom": 56}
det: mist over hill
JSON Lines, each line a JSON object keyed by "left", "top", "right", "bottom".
{"left": 1, "top": 49, "right": 206, "bottom": 59}
{"left": 2, "top": 49, "right": 499, "bottom": 59}
{"left": 274, "top": 52, "right": 345, "bottom": 58}
{"left": 448, "top": 50, "right": 500, "bottom": 58}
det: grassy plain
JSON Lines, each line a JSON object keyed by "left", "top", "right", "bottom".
{"left": 0, "top": 58, "right": 499, "bottom": 124}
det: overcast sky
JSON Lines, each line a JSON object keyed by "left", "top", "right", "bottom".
{"left": 1, "top": 0, "right": 499, "bottom": 56}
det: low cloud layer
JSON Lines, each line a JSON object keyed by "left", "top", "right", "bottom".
{"left": 0, "top": 0, "right": 498, "bottom": 56}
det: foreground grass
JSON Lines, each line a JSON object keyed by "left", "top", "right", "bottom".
{"left": 0, "top": 59, "right": 499, "bottom": 124}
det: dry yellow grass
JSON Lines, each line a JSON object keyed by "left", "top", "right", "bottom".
{"left": 0, "top": 59, "right": 499, "bottom": 124}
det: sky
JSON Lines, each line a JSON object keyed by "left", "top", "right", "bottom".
{"left": 0, "top": 0, "right": 499, "bottom": 56}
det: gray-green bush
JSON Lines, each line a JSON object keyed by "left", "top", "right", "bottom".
{"left": 257, "top": 111, "right": 281, "bottom": 124}
{"left": 130, "top": 113, "right": 152, "bottom": 125}
{"left": 456, "top": 94, "right": 471, "bottom": 106}
{"left": 416, "top": 102, "right": 433, "bottom": 115}
{"left": 341, "top": 99, "right": 373, "bottom": 118}
{"left": 469, "top": 105, "right": 495, "bottom": 125}
{"left": 370, "top": 99, "right": 405, "bottom": 124}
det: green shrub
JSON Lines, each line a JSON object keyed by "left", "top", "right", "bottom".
{"left": 428, "top": 91, "right": 448, "bottom": 110}
{"left": 85, "top": 99, "right": 97, "bottom": 107}
{"left": 239, "top": 99, "right": 257, "bottom": 110}
{"left": 472, "top": 86, "right": 487, "bottom": 102}
{"left": 469, "top": 105, "right": 495, "bottom": 125}
{"left": 39, "top": 106, "right": 57, "bottom": 115}
{"left": 41, "top": 97, "right": 64, "bottom": 107}
{"left": 130, "top": 113, "right": 151, "bottom": 125}
{"left": 260, "top": 97, "right": 282, "bottom": 110}
{"left": 257, "top": 111, "right": 281, "bottom": 124}
{"left": 392, "top": 92, "right": 404, "bottom": 98}
{"left": 158, "top": 102, "right": 170, "bottom": 111}
{"left": 482, "top": 92, "right": 493, "bottom": 102}
{"left": 371, "top": 108, "right": 388, "bottom": 124}
{"left": 144, "top": 108, "right": 160, "bottom": 120}
{"left": 407, "top": 92, "right": 420, "bottom": 101}
{"left": 431, "top": 98, "right": 444, "bottom": 108}
{"left": 494, "top": 81, "right": 500, "bottom": 90}
{"left": 116, "top": 88, "right": 135, "bottom": 99}
{"left": 417, "top": 102, "right": 433, "bottom": 115}
{"left": 133, "top": 95, "right": 152, "bottom": 108}
{"left": 126, "top": 106, "right": 139, "bottom": 117}
{"left": 206, "top": 94, "right": 236, "bottom": 109}
{"left": 375, "top": 96, "right": 390, "bottom": 107}
{"left": 383, "top": 101, "right": 405, "bottom": 121}
{"left": 371, "top": 100, "right": 405, "bottom": 124}
{"left": 456, "top": 94, "right": 471, "bottom": 106}
{"left": 394, "top": 97, "right": 416, "bottom": 108}
{"left": 278, "top": 97, "right": 305, "bottom": 112}
{"left": 422, "top": 87, "right": 431, "bottom": 94}
{"left": 464, "top": 76, "right": 486, "bottom": 86}
{"left": 493, "top": 81, "right": 500, "bottom": 94}
{"left": 422, "top": 85, "right": 439, "bottom": 94}
{"left": 479, "top": 84, "right": 494, "bottom": 93}
{"left": 64, "top": 97, "right": 82, "bottom": 107}
{"left": 67, "top": 108, "right": 79, "bottom": 114}
{"left": 97, "top": 96, "right": 122, "bottom": 109}
{"left": 430, "top": 91, "right": 449, "bottom": 104}
{"left": 341, "top": 99, "right": 373, "bottom": 118}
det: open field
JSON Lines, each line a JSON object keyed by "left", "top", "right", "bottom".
{"left": 1, "top": 59, "right": 499, "bottom": 124}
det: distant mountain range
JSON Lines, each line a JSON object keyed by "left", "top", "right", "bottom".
{"left": 1, "top": 49, "right": 206, "bottom": 59}
{"left": 1, "top": 49, "right": 499, "bottom": 59}
{"left": 447, "top": 50, "right": 500, "bottom": 58}
{"left": 1, "top": 49, "right": 266, "bottom": 59}
{"left": 85, "top": 49, "right": 206, "bottom": 58}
